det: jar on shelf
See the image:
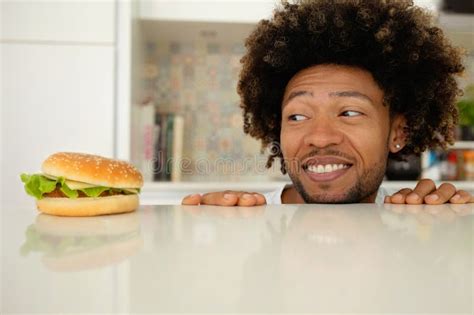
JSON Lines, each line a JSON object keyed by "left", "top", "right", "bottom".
{"left": 463, "top": 150, "right": 474, "bottom": 181}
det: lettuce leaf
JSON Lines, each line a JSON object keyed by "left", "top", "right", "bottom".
{"left": 20, "top": 173, "right": 139, "bottom": 200}
{"left": 60, "top": 183, "right": 79, "bottom": 199}
{"left": 80, "top": 186, "right": 109, "bottom": 198}
{"left": 20, "top": 174, "right": 58, "bottom": 200}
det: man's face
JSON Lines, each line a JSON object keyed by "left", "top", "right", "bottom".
{"left": 280, "top": 64, "right": 403, "bottom": 203}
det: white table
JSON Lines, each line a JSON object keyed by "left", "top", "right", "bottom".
{"left": 2, "top": 203, "right": 473, "bottom": 313}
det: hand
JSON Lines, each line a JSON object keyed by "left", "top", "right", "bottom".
{"left": 384, "top": 179, "right": 473, "bottom": 205}
{"left": 182, "top": 191, "right": 267, "bottom": 206}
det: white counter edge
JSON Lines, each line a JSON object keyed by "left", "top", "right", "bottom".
{"left": 142, "top": 180, "right": 474, "bottom": 193}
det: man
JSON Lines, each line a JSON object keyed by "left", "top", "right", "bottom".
{"left": 183, "top": 0, "right": 473, "bottom": 206}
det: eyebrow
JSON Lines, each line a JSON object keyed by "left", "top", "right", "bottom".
{"left": 328, "top": 91, "right": 374, "bottom": 105}
{"left": 283, "top": 90, "right": 374, "bottom": 107}
{"left": 283, "top": 91, "right": 313, "bottom": 106}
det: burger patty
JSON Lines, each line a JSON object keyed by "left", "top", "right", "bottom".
{"left": 44, "top": 188, "right": 123, "bottom": 198}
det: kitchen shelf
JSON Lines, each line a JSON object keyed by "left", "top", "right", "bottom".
{"left": 449, "top": 141, "right": 474, "bottom": 150}
{"left": 139, "top": 0, "right": 274, "bottom": 23}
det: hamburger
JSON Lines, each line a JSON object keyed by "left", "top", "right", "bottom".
{"left": 20, "top": 212, "right": 143, "bottom": 271}
{"left": 20, "top": 152, "right": 143, "bottom": 216}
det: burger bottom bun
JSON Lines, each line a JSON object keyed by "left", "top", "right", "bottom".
{"left": 36, "top": 195, "right": 139, "bottom": 217}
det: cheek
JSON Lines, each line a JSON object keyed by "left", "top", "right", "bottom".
{"left": 346, "top": 126, "right": 388, "bottom": 160}
{"left": 280, "top": 127, "right": 301, "bottom": 158}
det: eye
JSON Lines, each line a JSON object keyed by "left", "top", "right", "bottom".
{"left": 341, "top": 110, "right": 362, "bottom": 117}
{"left": 288, "top": 114, "right": 308, "bottom": 121}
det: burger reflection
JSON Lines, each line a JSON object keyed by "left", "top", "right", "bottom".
{"left": 20, "top": 212, "right": 143, "bottom": 272}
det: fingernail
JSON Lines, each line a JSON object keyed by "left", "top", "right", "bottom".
{"left": 186, "top": 194, "right": 200, "bottom": 199}
{"left": 408, "top": 193, "right": 419, "bottom": 201}
{"left": 241, "top": 193, "right": 252, "bottom": 199}
{"left": 426, "top": 194, "right": 439, "bottom": 201}
{"left": 393, "top": 193, "right": 402, "bottom": 199}
{"left": 451, "top": 194, "right": 460, "bottom": 201}
{"left": 224, "top": 193, "right": 234, "bottom": 200}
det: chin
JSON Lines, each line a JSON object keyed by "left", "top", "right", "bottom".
{"left": 304, "top": 193, "right": 360, "bottom": 204}
{"left": 295, "top": 179, "right": 373, "bottom": 204}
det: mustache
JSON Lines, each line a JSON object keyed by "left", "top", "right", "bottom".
{"left": 299, "top": 149, "right": 356, "bottom": 166}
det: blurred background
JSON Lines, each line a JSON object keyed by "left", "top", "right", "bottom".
{"left": 1, "top": 0, "right": 473, "bottom": 207}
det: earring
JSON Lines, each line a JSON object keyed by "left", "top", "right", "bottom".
{"left": 395, "top": 144, "right": 401, "bottom": 149}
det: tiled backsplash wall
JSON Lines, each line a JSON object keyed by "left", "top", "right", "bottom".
{"left": 138, "top": 40, "right": 284, "bottom": 181}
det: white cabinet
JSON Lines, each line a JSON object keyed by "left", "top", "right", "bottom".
{"left": 1, "top": 43, "right": 115, "bottom": 207}
{"left": 1, "top": 0, "right": 115, "bottom": 43}
{"left": 139, "top": 0, "right": 275, "bottom": 23}
{"left": 1, "top": 1, "right": 117, "bottom": 208}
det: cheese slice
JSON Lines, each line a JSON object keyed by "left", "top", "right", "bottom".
{"left": 64, "top": 180, "right": 97, "bottom": 190}
{"left": 42, "top": 173, "right": 139, "bottom": 193}
{"left": 123, "top": 188, "right": 139, "bottom": 194}
{"left": 42, "top": 174, "right": 95, "bottom": 189}
{"left": 42, "top": 173, "right": 59, "bottom": 181}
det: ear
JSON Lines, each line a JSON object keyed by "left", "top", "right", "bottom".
{"left": 388, "top": 114, "right": 407, "bottom": 153}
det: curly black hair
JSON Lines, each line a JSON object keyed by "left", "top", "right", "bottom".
{"left": 238, "top": 0, "right": 465, "bottom": 173}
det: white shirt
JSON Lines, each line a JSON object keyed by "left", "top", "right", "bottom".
{"left": 263, "top": 184, "right": 391, "bottom": 205}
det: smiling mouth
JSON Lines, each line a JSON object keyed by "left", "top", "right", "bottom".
{"left": 305, "top": 163, "right": 351, "bottom": 174}
{"left": 303, "top": 163, "right": 353, "bottom": 182}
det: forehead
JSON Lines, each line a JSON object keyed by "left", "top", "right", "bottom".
{"left": 284, "top": 64, "right": 384, "bottom": 103}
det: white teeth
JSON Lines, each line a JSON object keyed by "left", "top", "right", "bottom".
{"left": 307, "top": 164, "right": 348, "bottom": 174}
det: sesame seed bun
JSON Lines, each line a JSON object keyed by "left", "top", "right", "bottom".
{"left": 36, "top": 194, "right": 139, "bottom": 217}
{"left": 42, "top": 152, "right": 143, "bottom": 189}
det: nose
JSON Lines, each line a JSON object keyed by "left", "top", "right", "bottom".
{"left": 302, "top": 116, "right": 344, "bottom": 148}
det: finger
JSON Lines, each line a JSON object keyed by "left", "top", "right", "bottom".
{"left": 201, "top": 192, "right": 239, "bottom": 206}
{"left": 252, "top": 193, "right": 267, "bottom": 205}
{"left": 424, "top": 183, "right": 456, "bottom": 205}
{"left": 182, "top": 194, "right": 202, "bottom": 205}
{"left": 449, "top": 190, "right": 473, "bottom": 204}
{"left": 408, "top": 179, "right": 436, "bottom": 204}
{"left": 237, "top": 193, "right": 258, "bottom": 207}
{"left": 388, "top": 188, "right": 413, "bottom": 204}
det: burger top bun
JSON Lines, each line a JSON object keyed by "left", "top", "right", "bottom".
{"left": 42, "top": 152, "right": 143, "bottom": 189}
